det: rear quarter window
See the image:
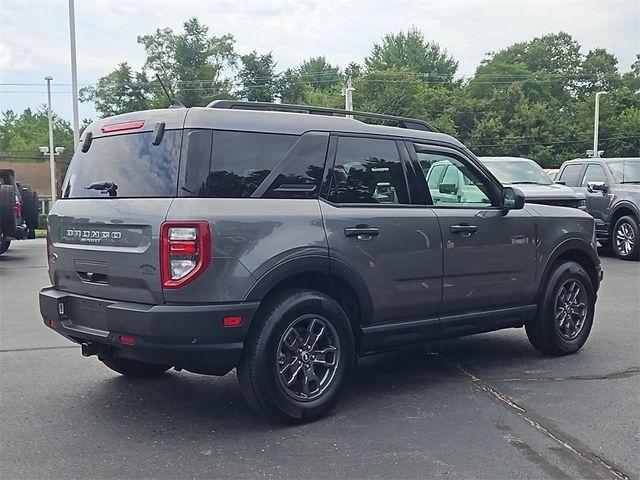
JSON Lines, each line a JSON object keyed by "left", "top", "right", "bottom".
{"left": 62, "top": 131, "right": 182, "bottom": 198}
{"left": 206, "top": 131, "right": 297, "bottom": 198}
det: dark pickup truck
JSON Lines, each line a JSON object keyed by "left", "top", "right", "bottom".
{"left": 557, "top": 157, "right": 640, "bottom": 260}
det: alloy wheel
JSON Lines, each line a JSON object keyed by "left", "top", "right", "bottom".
{"left": 615, "top": 222, "right": 635, "bottom": 256}
{"left": 276, "top": 314, "right": 340, "bottom": 401}
{"left": 554, "top": 279, "right": 588, "bottom": 341}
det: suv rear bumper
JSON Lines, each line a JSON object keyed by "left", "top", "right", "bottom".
{"left": 39, "top": 287, "right": 259, "bottom": 375}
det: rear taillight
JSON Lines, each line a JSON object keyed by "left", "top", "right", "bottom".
{"left": 46, "top": 218, "right": 51, "bottom": 272}
{"left": 160, "top": 221, "right": 211, "bottom": 289}
{"left": 15, "top": 198, "right": 21, "bottom": 218}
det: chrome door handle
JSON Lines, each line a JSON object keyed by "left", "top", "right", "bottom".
{"left": 344, "top": 226, "right": 380, "bottom": 238}
{"left": 450, "top": 224, "right": 478, "bottom": 237}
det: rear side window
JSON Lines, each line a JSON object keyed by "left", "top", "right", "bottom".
{"left": 206, "top": 131, "right": 297, "bottom": 198}
{"left": 558, "top": 164, "right": 583, "bottom": 186}
{"left": 62, "top": 131, "right": 181, "bottom": 198}
{"left": 328, "top": 136, "right": 409, "bottom": 204}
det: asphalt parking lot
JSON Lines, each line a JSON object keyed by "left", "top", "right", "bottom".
{"left": 1, "top": 239, "right": 638, "bottom": 479}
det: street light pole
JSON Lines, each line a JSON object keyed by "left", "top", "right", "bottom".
{"left": 68, "top": 0, "right": 80, "bottom": 150}
{"left": 593, "top": 91, "right": 607, "bottom": 158}
{"left": 344, "top": 76, "right": 354, "bottom": 119}
{"left": 45, "top": 76, "right": 57, "bottom": 203}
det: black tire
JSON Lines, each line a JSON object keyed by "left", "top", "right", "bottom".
{"left": 238, "top": 289, "right": 355, "bottom": 423}
{"left": 526, "top": 261, "right": 595, "bottom": 356}
{"left": 100, "top": 357, "right": 171, "bottom": 377}
{"left": 0, "top": 237, "right": 10, "bottom": 255}
{"left": 611, "top": 215, "right": 639, "bottom": 261}
{"left": 22, "top": 187, "right": 38, "bottom": 230}
{"left": 0, "top": 184, "right": 17, "bottom": 236}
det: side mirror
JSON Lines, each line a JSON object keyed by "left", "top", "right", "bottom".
{"left": 439, "top": 183, "right": 457, "bottom": 195}
{"left": 587, "top": 181, "right": 608, "bottom": 193}
{"left": 501, "top": 186, "right": 525, "bottom": 210}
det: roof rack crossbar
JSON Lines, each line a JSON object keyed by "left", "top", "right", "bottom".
{"left": 206, "top": 100, "right": 437, "bottom": 132}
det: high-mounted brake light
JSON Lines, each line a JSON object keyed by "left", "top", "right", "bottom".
{"left": 100, "top": 120, "right": 145, "bottom": 133}
{"left": 160, "top": 221, "right": 211, "bottom": 289}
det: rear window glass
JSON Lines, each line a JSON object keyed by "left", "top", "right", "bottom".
{"left": 61, "top": 131, "right": 181, "bottom": 198}
{"left": 206, "top": 131, "right": 297, "bottom": 198}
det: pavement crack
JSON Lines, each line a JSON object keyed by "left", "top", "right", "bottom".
{"left": 491, "top": 367, "right": 640, "bottom": 382}
{"left": 0, "top": 345, "right": 78, "bottom": 353}
{"left": 434, "top": 353, "right": 630, "bottom": 480}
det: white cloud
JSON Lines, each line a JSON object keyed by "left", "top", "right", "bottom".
{"left": 0, "top": 0, "right": 638, "bottom": 120}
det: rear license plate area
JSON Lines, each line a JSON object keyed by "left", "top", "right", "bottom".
{"left": 68, "top": 298, "right": 109, "bottom": 331}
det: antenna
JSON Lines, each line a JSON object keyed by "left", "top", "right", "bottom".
{"left": 155, "top": 74, "right": 185, "bottom": 108}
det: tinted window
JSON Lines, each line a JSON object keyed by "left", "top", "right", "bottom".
{"left": 62, "top": 131, "right": 181, "bottom": 198}
{"left": 206, "top": 131, "right": 297, "bottom": 198}
{"left": 582, "top": 164, "right": 607, "bottom": 186}
{"left": 261, "top": 132, "right": 328, "bottom": 199}
{"left": 182, "top": 130, "right": 212, "bottom": 195}
{"left": 329, "top": 137, "right": 408, "bottom": 204}
{"left": 558, "top": 164, "right": 583, "bottom": 186}
{"left": 414, "top": 146, "right": 491, "bottom": 206}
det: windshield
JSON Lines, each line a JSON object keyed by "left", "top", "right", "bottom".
{"left": 61, "top": 131, "right": 181, "bottom": 198}
{"left": 607, "top": 159, "right": 640, "bottom": 184}
{"left": 482, "top": 159, "right": 554, "bottom": 185}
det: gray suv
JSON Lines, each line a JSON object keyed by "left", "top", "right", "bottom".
{"left": 40, "top": 102, "right": 602, "bottom": 423}
{"left": 557, "top": 158, "right": 640, "bottom": 260}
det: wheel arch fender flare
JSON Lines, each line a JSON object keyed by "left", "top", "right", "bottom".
{"left": 537, "top": 238, "right": 600, "bottom": 301}
{"left": 609, "top": 201, "right": 640, "bottom": 227}
{"left": 243, "top": 255, "right": 374, "bottom": 328}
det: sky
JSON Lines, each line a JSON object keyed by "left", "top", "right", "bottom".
{"left": 0, "top": 0, "right": 638, "bottom": 122}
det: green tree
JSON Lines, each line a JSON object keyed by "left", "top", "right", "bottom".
{"left": 297, "top": 57, "right": 342, "bottom": 91}
{"left": 578, "top": 48, "right": 621, "bottom": 96}
{"left": 354, "top": 68, "right": 427, "bottom": 120}
{"left": 237, "top": 51, "right": 277, "bottom": 102}
{"left": 85, "top": 18, "right": 237, "bottom": 116}
{"left": 480, "top": 32, "right": 583, "bottom": 101}
{"left": 277, "top": 68, "right": 305, "bottom": 104}
{"left": 365, "top": 28, "right": 458, "bottom": 83}
{"left": 79, "top": 63, "right": 153, "bottom": 117}
{"left": 277, "top": 57, "right": 343, "bottom": 105}
{"left": 137, "top": 17, "right": 237, "bottom": 107}
{"left": 0, "top": 108, "right": 76, "bottom": 173}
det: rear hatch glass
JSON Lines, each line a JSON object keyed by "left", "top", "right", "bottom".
{"left": 61, "top": 131, "right": 181, "bottom": 198}
{"left": 51, "top": 130, "right": 182, "bottom": 305}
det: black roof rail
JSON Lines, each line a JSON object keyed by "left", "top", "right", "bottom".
{"left": 206, "top": 100, "right": 438, "bottom": 132}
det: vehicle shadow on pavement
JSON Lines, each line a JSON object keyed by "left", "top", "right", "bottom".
{"left": 75, "top": 332, "right": 542, "bottom": 432}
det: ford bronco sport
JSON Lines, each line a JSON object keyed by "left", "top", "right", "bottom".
{"left": 40, "top": 101, "right": 602, "bottom": 423}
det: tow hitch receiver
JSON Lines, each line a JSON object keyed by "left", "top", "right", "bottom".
{"left": 81, "top": 342, "right": 100, "bottom": 357}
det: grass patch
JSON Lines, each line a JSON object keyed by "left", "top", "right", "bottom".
{"left": 35, "top": 229, "right": 47, "bottom": 238}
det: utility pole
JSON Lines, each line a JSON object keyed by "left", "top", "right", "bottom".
{"left": 68, "top": 0, "right": 80, "bottom": 150}
{"left": 344, "top": 76, "right": 354, "bottom": 119}
{"left": 45, "top": 76, "right": 57, "bottom": 203}
{"left": 593, "top": 91, "right": 607, "bottom": 158}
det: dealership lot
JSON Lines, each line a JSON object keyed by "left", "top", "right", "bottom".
{"left": 1, "top": 239, "right": 638, "bottom": 479}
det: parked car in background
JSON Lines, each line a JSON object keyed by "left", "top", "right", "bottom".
{"left": 556, "top": 157, "right": 640, "bottom": 260}
{"left": 544, "top": 168, "right": 560, "bottom": 181}
{"left": 479, "top": 157, "right": 586, "bottom": 210}
{"left": 0, "top": 169, "right": 40, "bottom": 255}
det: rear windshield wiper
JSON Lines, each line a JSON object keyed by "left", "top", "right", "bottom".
{"left": 85, "top": 181, "right": 118, "bottom": 197}
{"left": 509, "top": 181, "right": 542, "bottom": 185}
{"left": 620, "top": 181, "right": 640, "bottom": 184}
